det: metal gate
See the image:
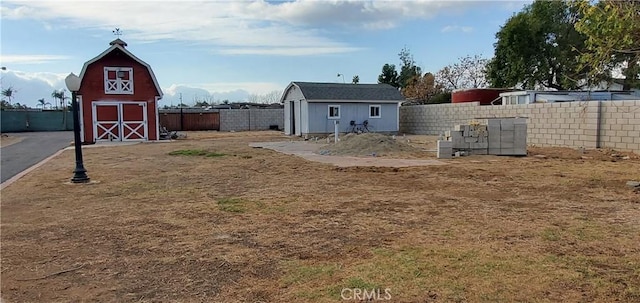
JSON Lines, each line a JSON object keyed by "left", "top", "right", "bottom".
{"left": 92, "top": 101, "right": 148, "bottom": 141}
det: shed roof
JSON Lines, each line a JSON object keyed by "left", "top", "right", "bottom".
{"left": 288, "top": 82, "right": 403, "bottom": 102}
{"left": 79, "top": 39, "right": 163, "bottom": 98}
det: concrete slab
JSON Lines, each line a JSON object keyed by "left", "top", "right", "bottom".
{"left": 501, "top": 141, "right": 515, "bottom": 149}
{"left": 501, "top": 120, "right": 515, "bottom": 131}
{"left": 437, "top": 140, "right": 453, "bottom": 159}
{"left": 488, "top": 148, "right": 501, "bottom": 155}
{"left": 501, "top": 131, "right": 515, "bottom": 142}
{"left": 250, "top": 141, "right": 447, "bottom": 167}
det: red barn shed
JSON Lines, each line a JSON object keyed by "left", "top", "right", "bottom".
{"left": 78, "top": 39, "right": 162, "bottom": 143}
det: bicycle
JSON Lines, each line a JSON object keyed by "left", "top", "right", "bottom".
{"left": 347, "top": 120, "right": 370, "bottom": 133}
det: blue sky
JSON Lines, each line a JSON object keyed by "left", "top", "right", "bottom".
{"left": 0, "top": 0, "right": 530, "bottom": 107}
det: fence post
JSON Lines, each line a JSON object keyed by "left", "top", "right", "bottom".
{"left": 596, "top": 100, "right": 602, "bottom": 148}
{"left": 180, "top": 107, "right": 184, "bottom": 131}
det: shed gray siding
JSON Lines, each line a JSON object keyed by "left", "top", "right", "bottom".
{"left": 307, "top": 102, "right": 399, "bottom": 134}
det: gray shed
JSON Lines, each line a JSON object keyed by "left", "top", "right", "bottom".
{"left": 280, "top": 82, "right": 404, "bottom": 136}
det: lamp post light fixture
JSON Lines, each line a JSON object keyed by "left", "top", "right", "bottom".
{"left": 65, "top": 73, "right": 90, "bottom": 183}
{"left": 337, "top": 73, "right": 345, "bottom": 84}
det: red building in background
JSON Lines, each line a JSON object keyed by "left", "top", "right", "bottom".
{"left": 78, "top": 39, "right": 162, "bottom": 143}
{"left": 452, "top": 88, "right": 514, "bottom": 105}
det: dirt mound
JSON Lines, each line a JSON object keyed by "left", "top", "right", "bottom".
{"left": 318, "top": 133, "right": 420, "bottom": 156}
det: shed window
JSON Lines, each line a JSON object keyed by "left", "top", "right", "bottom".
{"left": 328, "top": 105, "right": 340, "bottom": 119}
{"left": 369, "top": 105, "right": 381, "bottom": 118}
{"left": 104, "top": 67, "right": 133, "bottom": 94}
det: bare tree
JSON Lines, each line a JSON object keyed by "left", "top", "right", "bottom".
{"left": 248, "top": 90, "right": 282, "bottom": 103}
{"left": 436, "top": 54, "right": 489, "bottom": 90}
{"left": 247, "top": 93, "right": 260, "bottom": 103}
{"left": 263, "top": 90, "right": 281, "bottom": 103}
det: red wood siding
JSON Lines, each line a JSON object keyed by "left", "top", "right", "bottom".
{"left": 79, "top": 48, "right": 159, "bottom": 142}
{"left": 159, "top": 112, "right": 220, "bottom": 131}
{"left": 452, "top": 89, "right": 509, "bottom": 106}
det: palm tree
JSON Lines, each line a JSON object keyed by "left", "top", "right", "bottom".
{"left": 51, "top": 89, "right": 69, "bottom": 125}
{"left": 38, "top": 98, "right": 46, "bottom": 109}
{"left": 2, "top": 87, "right": 15, "bottom": 104}
{"left": 51, "top": 90, "right": 64, "bottom": 109}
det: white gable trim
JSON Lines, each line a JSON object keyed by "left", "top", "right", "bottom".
{"left": 278, "top": 82, "right": 300, "bottom": 103}
{"left": 79, "top": 44, "right": 163, "bottom": 98}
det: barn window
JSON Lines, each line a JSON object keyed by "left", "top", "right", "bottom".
{"left": 104, "top": 67, "right": 133, "bottom": 94}
{"left": 369, "top": 105, "right": 381, "bottom": 118}
{"left": 328, "top": 105, "right": 340, "bottom": 119}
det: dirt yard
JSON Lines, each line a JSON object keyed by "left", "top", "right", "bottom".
{"left": 1, "top": 131, "right": 639, "bottom": 302}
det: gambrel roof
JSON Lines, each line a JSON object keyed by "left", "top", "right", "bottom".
{"left": 79, "top": 39, "right": 163, "bottom": 97}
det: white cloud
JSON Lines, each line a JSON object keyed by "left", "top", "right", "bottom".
{"left": 441, "top": 25, "right": 474, "bottom": 33}
{"left": 0, "top": 55, "right": 70, "bottom": 65}
{"left": 1, "top": 0, "right": 483, "bottom": 56}
{"left": 165, "top": 82, "right": 283, "bottom": 96}
{"left": 0, "top": 70, "right": 67, "bottom": 107}
{"left": 161, "top": 82, "right": 284, "bottom": 105}
{"left": 230, "top": 0, "right": 481, "bottom": 29}
{"left": 1, "top": 70, "right": 66, "bottom": 88}
{"left": 0, "top": 68, "right": 284, "bottom": 107}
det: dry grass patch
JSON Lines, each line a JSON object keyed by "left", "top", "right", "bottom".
{"left": 168, "top": 149, "right": 227, "bottom": 158}
{"left": 1, "top": 131, "right": 639, "bottom": 302}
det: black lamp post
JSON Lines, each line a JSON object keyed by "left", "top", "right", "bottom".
{"left": 65, "top": 73, "right": 90, "bottom": 183}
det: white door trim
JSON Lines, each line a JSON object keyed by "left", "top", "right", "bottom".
{"left": 92, "top": 101, "right": 148, "bottom": 142}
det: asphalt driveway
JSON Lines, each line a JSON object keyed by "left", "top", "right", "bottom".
{"left": 1, "top": 131, "right": 73, "bottom": 183}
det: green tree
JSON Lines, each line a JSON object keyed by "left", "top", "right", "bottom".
{"left": 398, "top": 46, "right": 422, "bottom": 89}
{"left": 13, "top": 102, "right": 28, "bottom": 109}
{"left": 1, "top": 100, "right": 14, "bottom": 109}
{"left": 352, "top": 75, "right": 360, "bottom": 84}
{"left": 429, "top": 91, "right": 452, "bottom": 104}
{"left": 194, "top": 101, "right": 209, "bottom": 107}
{"left": 37, "top": 98, "right": 46, "bottom": 109}
{"left": 486, "top": 0, "right": 588, "bottom": 90}
{"left": 402, "top": 72, "right": 445, "bottom": 103}
{"left": 377, "top": 64, "right": 399, "bottom": 88}
{"left": 574, "top": 0, "right": 640, "bottom": 89}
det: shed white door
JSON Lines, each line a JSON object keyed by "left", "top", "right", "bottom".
{"left": 93, "top": 101, "right": 148, "bottom": 141}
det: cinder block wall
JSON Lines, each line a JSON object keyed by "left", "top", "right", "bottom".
{"left": 400, "top": 100, "right": 640, "bottom": 152}
{"left": 219, "top": 109, "right": 284, "bottom": 132}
